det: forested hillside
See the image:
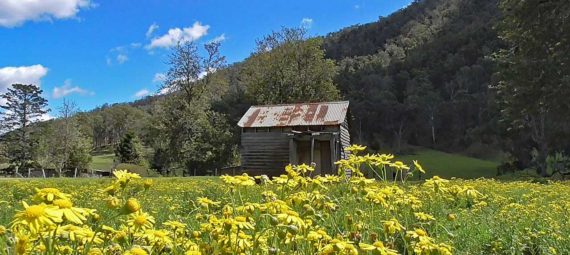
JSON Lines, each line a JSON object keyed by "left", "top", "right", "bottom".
{"left": 5, "top": 0, "right": 567, "bottom": 177}
{"left": 0, "top": 0, "right": 504, "bottom": 175}
{"left": 325, "top": 0, "right": 501, "bottom": 155}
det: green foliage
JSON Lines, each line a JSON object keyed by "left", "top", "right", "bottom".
{"left": 83, "top": 104, "right": 152, "bottom": 149}
{"left": 3, "top": 176, "right": 570, "bottom": 253}
{"left": 150, "top": 40, "right": 234, "bottom": 176}
{"left": 115, "top": 132, "right": 144, "bottom": 165}
{"left": 11, "top": 0, "right": 570, "bottom": 180}
{"left": 494, "top": 0, "right": 570, "bottom": 176}
{"left": 66, "top": 136, "right": 93, "bottom": 170}
{"left": 0, "top": 84, "right": 49, "bottom": 169}
{"left": 32, "top": 100, "right": 93, "bottom": 171}
{"left": 152, "top": 97, "right": 233, "bottom": 175}
{"left": 329, "top": 0, "right": 500, "bottom": 153}
{"left": 243, "top": 27, "right": 339, "bottom": 104}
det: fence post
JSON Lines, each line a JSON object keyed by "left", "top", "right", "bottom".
{"left": 74, "top": 168, "right": 78, "bottom": 178}
{"left": 28, "top": 168, "right": 31, "bottom": 178}
{"left": 42, "top": 168, "right": 46, "bottom": 178}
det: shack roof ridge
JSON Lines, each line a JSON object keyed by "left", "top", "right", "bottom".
{"left": 248, "top": 100, "right": 349, "bottom": 108}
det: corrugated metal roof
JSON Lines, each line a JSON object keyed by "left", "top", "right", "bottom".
{"left": 238, "top": 101, "right": 349, "bottom": 127}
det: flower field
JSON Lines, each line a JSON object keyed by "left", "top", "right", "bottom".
{"left": 1, "top": 147, "right": 570, "bottom": 254}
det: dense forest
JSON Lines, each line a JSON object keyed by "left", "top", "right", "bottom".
{"left": 1, "top": 0, "right": 569, "bottom": 177}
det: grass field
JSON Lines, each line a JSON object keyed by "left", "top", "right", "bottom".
{"left": 1, "top": 166, "right": 569, "bottom": 254}
{"left": 398, "top": 148, "right": 499, "bottom": 179}
{"left": 88, "top": 148, "right": 499, "bottom": 179}
{"left": 88, "top": 153, "right": 115, "bottom": 170}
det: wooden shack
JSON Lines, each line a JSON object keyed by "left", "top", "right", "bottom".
{"left": 237, "top": 101, "right": 350, "bottom": 176}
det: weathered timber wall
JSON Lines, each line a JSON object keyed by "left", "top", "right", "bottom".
{"left": 241, "top": 132, "right": 290, "bottom": 176}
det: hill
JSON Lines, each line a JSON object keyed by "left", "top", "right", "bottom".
{"left": 324, "top": 0, "right": 501, "bottom": 154}
{"left": 1, "top": 0, "right": 505, "bottom": 177}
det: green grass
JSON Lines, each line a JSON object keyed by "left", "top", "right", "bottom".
{"left": 89, "top": 153, "right": 115, "bottom": 170}
{"left": 88, "top": 154, "right": 155, "bottom": 176}
{"left": 398, "top": 148, "right": 499, "bottom": 179}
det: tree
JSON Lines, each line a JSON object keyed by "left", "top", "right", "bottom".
{"left": 55, "top": 99, "right": 79, "bottom": 169}
{"left": 151, "top": 40, "right": 233, "bottom": 176}
{"left": 0, "top": 84, "right": 49, "bottom": 169}
{"left": 163, "top": 40, "right": 226, "bottom": 102}
{"left": 32, "top": 100, "right": 92, "bottom": 174}
{"left": 115, "top": 132, "right": 144, "bottom": 164}
{"left": 242, "top": 27, "right": 339, "bottom": 104}
{"left": 406, "top": 71, "right": 442, "bottom": 146}
{"left": 53, "top": 100, "right": 92, "bottom": 171}
{"left": 494, "top": 0, "right": 570, "bottom": 176}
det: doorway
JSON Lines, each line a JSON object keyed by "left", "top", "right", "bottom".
{"left": 295, "top": 140, "right": 332, "bottom": 175}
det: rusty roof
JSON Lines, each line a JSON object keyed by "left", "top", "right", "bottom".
{"left": 238, "top": 101, "right": 349, "bottom": 127}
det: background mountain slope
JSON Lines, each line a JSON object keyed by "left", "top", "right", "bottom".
{"left": 1, "top": 0, "right": 505, "bottom": 174}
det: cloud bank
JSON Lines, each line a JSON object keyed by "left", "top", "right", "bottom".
{"left": 0, "top": 0, "right": 93, "bottom": 27}
{"left": 0, "top": 65, "right": 48, "bottom": 93}
{"left": 52, "top": 79, "right": 93, "bottom": 98}
{"left": 147, "top": 22, "right": 209, "bottom": 49}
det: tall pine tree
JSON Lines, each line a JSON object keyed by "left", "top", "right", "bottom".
{"left": 0, "top": 84, "right": 49, "bottom": 169}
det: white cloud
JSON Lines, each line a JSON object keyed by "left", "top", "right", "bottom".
{"left": 107, "top": 43, "right": 140, "bottom": 65}
{"left": 198, "top": 70, "right": 208, "bottom": 79}
{"left": 210, "top": 34, "right": 226, "bottom": 43}
{"left": 52, "top": 79, "right": 93, "bottom": 99}
{"left": 147, "top": 22, "right": 209, "bottom": 49}
{"left": 152, "top": 73, "right": 166, "bottom": 83}
{"left": 145, "top": 23, "right": 159, "bottom": 38}
{"left": 158, "top": 86, "right": 174, "bottom": 95}
{"left": 301, "top": 18, "right": 313, "bottom": 28}
{"left": 38, "top": 113, "right": 54, "bottom": 121}
{"left": 0, "top": 0, "right": 93, "bottom": 27}
{"left": 0, "top": 65, "right": 48, "bottom": 93}
{"left": 134, "top": 89, "right": 150, "bottom": 98}
{"left": 116, "top": 54, "right": 128, "bottom": 64}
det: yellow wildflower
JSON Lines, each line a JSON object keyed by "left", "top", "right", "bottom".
{"left": 127, "top": 211, "right": 155, "bottom": 231}
{"left": 34, "top": 188, "right": 71, "bottom": 203}
{"left": 414, "top": 212, "right": 436, "bottom": 222}
{"left": 113, "top": 170, "right": 141, "bottom": 184}
{"left": 12, "top": 201, "right": 63, "bottom": 234}
{"left": 124, "top": 198, "right": 141, "bottom": 214}
{"left": 53, "top": 199, "right": 91, "bottom": 224}
{"left": 359, "top": 241, "right": 398, "bottom": 255}
{"left": 413, "top": 160, "right": 426, "bottom": 173}
{"left": 382, "top": 218, "right": 405, "bottom": 235}
{"left": 124, "top": 247, "right": 148, "bottom": 255}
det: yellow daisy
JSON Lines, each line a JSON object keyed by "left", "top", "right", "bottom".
{"left": 12, "top": 201, "right": 63, "bottom": 234}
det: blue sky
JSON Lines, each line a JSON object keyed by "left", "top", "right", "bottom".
{"left": 0, "top": 0, "right": 412, "bottom": 116}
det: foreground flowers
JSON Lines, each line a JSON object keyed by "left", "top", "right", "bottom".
{"left": 0, "top": 145, "right": 569, "bottom": 254}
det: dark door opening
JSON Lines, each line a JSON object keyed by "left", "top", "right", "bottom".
{"left": 295, "top": 140, "right": 332, "bottom": 175}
